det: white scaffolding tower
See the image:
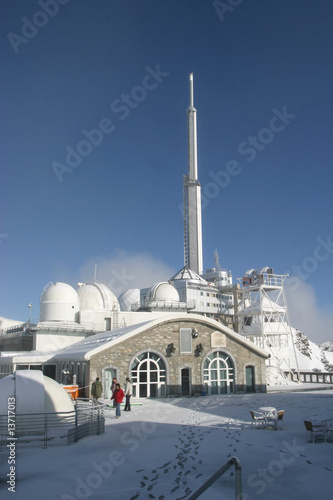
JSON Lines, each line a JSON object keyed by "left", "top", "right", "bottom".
{"left": 237, "top": 269, "right": 300, "bottom": 384}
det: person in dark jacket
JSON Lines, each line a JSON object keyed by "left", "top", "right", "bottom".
{"left": 110, "top": 377, "right": 118, "bottom": 407}
{"left": 111, "top": 383, "right": 125, "bottom": 418}
{"left": 91, "top": 377, "right": 103, "bottom": 402}
{"left": 124, "top": 377, "right": 133, "bottom": 411}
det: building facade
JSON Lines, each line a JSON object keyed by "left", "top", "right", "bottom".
{"left": 54, "top": 314, "right": 268, "bottom": 398}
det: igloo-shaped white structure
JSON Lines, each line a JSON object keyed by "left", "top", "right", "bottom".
{"left": 0, "top": 370, "right": 74, "bottom": 415}
{"left": 39, "top": 282, "right": 80, "bottom": 322}
{"left": 77, "top": 281, "right": 120, "bottom": 312}
{"left": 148, "top": 282, "right": 180, "bottom": 302}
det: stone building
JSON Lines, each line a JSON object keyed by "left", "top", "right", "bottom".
{"left": 54, "top": 313, "right": 268, "bottom": 398}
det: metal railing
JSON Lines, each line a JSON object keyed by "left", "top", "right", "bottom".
{"left": 287, "top": 371, "right": 333, "bottom": 384}
{"left": 0, "top": 399, "right": 104, "bottom": 449}
{"left": 131, "top": 299, "right": 196, "bottom": 311}
{"left": 188, "top": 456, "right": 242, "bottom": 500}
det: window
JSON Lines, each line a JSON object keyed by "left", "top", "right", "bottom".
{"left": 203, "top": 351, "right": 234, "bottom": 395}
{"left": 180, "top": 328, "right": 192, "bottom": 353}
{"left": 131, "top": 352, "right": 166, "bottom": 398}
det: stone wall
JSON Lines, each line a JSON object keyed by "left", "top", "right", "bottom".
{"left": 89, "top": 318, "right": 267, "bottom": 396}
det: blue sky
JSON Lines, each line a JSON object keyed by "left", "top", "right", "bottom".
{"left": 1, "top": 0, "right": 333, "bottom": 342}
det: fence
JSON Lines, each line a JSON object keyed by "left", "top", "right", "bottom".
{"left": 0, "top": 399, "right": 104, "bottom": 449}
{"left": 286, "top": 371, "right": 333, "bottom": 384}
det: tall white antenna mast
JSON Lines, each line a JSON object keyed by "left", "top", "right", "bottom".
{"left": 183, "top": 73, "right": 203, "bottom": 275}
{"left": 189, "top": 72, "right": 194, "bottom": 107}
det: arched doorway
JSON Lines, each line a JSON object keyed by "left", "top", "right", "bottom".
{"left": 131, "top": 351, "right": 166, "bottom": 398}
{"left": 203, "top": 351, "right": 234, "bottom": 394}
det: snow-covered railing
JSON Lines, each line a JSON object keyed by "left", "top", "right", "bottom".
{"left": 0, "top": 322, "right": 27, "bottom": 335}
{"left": 287, "top": 371, "right": 333, "bottom": 384}
{"left": 0, "top": 400, "right": 104, "bottom": 449}
{"left": 131, "top": 299, "right": 196, "bottom": 311}
{"left": 187, "top": 456, "right": 242, "bottom": 500}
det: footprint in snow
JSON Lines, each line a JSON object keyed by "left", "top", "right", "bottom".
{"left": 158, "top": 461, "right": 172, "bottom": 469}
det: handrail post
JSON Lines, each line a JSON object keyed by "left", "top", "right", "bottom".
{"left": 188, "top": 456, "right": 242, "bottom": 500}
{"left": 43, "top": 413, "right": 48, "bottom": 449}
{"left": 233, "top": 457, "right": 242, "bottom": 500}
{"left": 0, "top": 415, "right": 3, "bottom": 451}
{"left": 75, "top": 406, "right": 78, "bottom": 443}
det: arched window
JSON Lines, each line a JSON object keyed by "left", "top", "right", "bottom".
{"left": 203, "top": 351, "right": 234, "bottom": 394}
{"left": 131, "top": 352, "right": 166, "bottom": 398}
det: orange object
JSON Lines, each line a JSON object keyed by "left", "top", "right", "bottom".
{"left": 63, "top": 385, "right": 79, "bottom": 400}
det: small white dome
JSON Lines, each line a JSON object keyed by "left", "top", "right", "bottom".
{"left": 149, "top": 282, "right": 179, "bottom": 302}
{"left": 40, "top": 282, "right": 80, "bottom": 322}
{"left": 77, "top": 282, "right": 120, "bottom": 312}
{"left": 0, "top": 370, "right": 74, "bottom": 415}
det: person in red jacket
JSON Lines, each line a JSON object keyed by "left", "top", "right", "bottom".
{"left": 111, "top": 383, "right": 125, "bottom": 418}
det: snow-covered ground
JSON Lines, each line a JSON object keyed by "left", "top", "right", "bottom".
{"left": 1, "top": 386, "right": 333, "bottom": 500}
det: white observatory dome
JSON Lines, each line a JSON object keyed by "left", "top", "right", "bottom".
{"left": 149, "top": 282, "right": 180, "bottom": 302}
{"left": 0, "top": 370, "right": 74, "bottom": 415}
{"left": 77, "top": 282, "right": 120, "bottom": 312}
{"left": 39, "top": 282, "right": 80, "bottom": 322}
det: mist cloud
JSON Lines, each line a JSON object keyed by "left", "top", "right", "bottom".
{"left": 78, "top": 249, "right": 176, "bottom": 297}
{"left": 77, "top": 251, "right": 332, "bottom": 345}
{"left": 285, "top": 277, "right": 333, "bottom": 344}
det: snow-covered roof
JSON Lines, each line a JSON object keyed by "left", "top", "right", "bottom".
{"left": 53, "top": 313, "right": 269, "bottom": 362}
{"left": 0, "top": 351, "right": 57, "bottom": 364}
{"left": 170, "top": 266, "right": 208, "bottom": 284}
